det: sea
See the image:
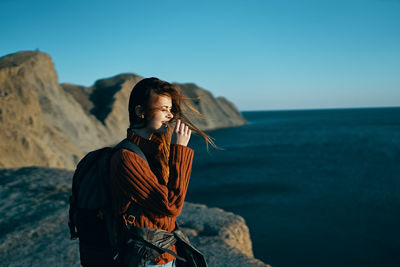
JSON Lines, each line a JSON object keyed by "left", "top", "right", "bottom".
{"left": 185, "top": 107, "right": 400, "bottom": 267}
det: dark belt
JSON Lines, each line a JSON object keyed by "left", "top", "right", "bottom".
{"left": 127, "top": 226, "right": 186, "bottom": 262}
{"left": 120, "top": 204, "right": 207, "bottom": 267}
{"left": 120, "top": 225, "right": 207, "bottom": 267}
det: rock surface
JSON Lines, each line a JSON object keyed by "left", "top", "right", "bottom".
{"left": 0, "top": 167, "right": 268, "bottom": 266}
{"left": 0, "top": 52, "right": 112, "bottom": 170}
{"left": 0, "top": 51, "right": 247, "bottom": 170}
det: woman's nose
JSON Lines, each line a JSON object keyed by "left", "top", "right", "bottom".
{"left": 167, "top": 111, "right": 173, "bottom": 119}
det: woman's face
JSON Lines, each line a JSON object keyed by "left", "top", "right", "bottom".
{"left": 145, "top": 94, "right": 174, "bottom": 134}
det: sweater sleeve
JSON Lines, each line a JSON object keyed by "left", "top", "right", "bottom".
{"left": 110, "top": 145, "right": 194, "bottom": 217}
{"left": 167, "top": 144, "right": 194, "bottom": 208}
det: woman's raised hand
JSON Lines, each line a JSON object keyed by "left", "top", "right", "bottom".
{"left": 171, "top": 119, "right": 192, "bottom": 146}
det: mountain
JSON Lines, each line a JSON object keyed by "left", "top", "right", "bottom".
{"left": 0, "top": 51, "right": 247, "bottom": 169}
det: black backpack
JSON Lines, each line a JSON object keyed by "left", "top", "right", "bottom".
{"left": 68, "top": 139, "right": 148, "bottom": 267}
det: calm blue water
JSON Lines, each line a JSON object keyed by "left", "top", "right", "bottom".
{"left": 185, "top": 107, "right": 400, "bottom": 267}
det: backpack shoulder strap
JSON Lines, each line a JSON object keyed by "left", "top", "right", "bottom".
{"left": 113, "top": 139, "right": 149, "bottom": 166}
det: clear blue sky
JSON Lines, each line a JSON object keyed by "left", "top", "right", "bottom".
{"left": 1, "top": 0, "right": 399, "bottom": 111}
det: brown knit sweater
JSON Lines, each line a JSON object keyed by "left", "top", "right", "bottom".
{"left": 109, "top": 131, "right": 194, "bottom": 265}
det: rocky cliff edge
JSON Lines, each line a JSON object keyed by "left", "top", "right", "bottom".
{"left": 0, "top": 167, "right": 269, "bottom": 266}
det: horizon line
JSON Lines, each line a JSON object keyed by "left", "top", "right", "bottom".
{"left": 240, "top": 105, "right": 400, "bottom": 112}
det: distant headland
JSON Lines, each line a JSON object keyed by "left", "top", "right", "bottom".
{"left": 0, "top": 51, "right": 247, "bottom": 169}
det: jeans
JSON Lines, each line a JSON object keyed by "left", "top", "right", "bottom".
{"left": 145, "top": 259, "right": 176, "bottom": 267}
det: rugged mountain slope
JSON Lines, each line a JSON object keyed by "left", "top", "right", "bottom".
{"left": 0, "top": 51, "right": 247, "bottom": 170}
{"left": 0, "top": 52, "right": 100, "bottom": 169}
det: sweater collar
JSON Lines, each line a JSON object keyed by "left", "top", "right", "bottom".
{"left": 126, "top": 128, "right": 163, "bottom": 152}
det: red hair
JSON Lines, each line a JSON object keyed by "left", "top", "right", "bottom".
{"left": 128, "top": 77, "right": 215, "bottom": 178}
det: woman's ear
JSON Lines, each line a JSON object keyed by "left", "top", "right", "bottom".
{"left": 135, "top": 105, "right": 145, "bottom": 119}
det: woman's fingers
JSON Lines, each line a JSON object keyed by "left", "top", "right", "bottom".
{"left": 180, "top": 121, "right": 186, "bottom": 135}
{"left": 175, "top": 119, "right": 181, "bottom": 133}
{"left": 186, "top": 125, "right": 191, "bottom": 136}
{"left": 171, "top": 119, "right": 191, "bottom": 146}
{"left": 183, "top": 124, "right": 191, "bottom": 136}
{"left": 178, "top": 120, "right": 189, "bottom": 135}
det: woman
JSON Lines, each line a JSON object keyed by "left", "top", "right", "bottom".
{"left": 109, "top": 77, "right": 213, "bottom": 266}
